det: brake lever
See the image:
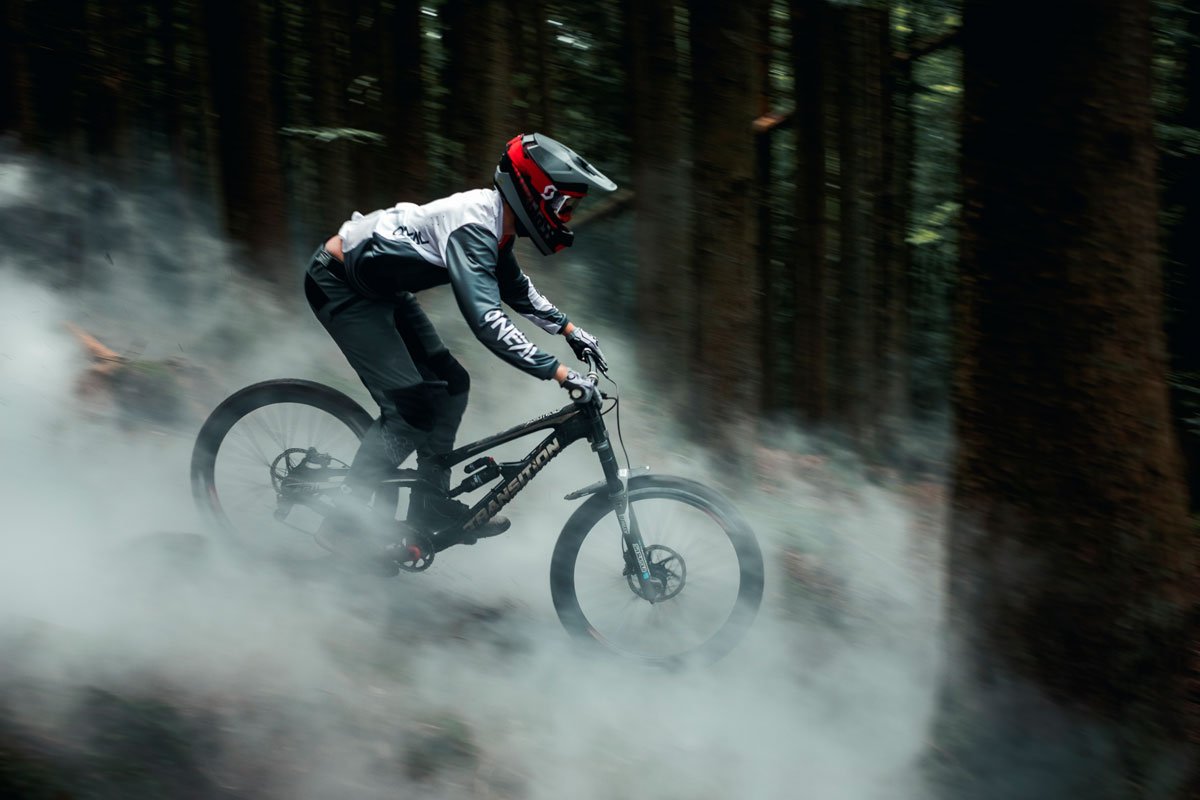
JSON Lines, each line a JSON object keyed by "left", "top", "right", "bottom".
{"left": 583, "top": 350, "right": 608, "bottom": 378}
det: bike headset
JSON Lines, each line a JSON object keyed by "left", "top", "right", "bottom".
{"left": 493, "top": 133, "right": 618, "bottom": 256}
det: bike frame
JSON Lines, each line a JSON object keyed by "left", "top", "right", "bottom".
{"left": 377, "top": 394, "right": 655, "bottom": 588}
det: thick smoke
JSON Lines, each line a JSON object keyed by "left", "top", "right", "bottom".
{"left": 0, "top": 150, "right": 943, "bottom": 799}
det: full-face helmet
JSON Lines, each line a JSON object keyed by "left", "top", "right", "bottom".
{"left": 494, "top": 133, "right": 617, "bottom": 255}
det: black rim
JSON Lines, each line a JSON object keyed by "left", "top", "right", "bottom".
{"left": 553, "top": 482, "right": 763, "bottom": 663}
{"left": 193, "top": 382, "right": 370, "bottom": 559}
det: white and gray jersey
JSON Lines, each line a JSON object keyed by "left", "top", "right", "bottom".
{"left": 336, "top": 188, "right": 569, "bottom": 380}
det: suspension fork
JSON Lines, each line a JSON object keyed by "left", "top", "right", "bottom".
{"left": 586, "top": 403, "right": 655, "bottom": 593}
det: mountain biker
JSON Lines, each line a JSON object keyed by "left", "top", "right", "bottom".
{"left": 304, "top": 133, "right": 616, "bottom": 545}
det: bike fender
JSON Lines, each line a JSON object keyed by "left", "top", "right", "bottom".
{"left": 563, "top": 466, "right": 651, "bottom": 500}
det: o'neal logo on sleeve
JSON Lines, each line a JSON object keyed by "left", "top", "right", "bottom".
{"left": 483, "top": 309, "right": 539, "bottom": 364}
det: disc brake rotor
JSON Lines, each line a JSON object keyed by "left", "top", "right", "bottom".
{"left": 269, "top": 448, "right": 310, "bottom": 494}
{"left": 626, "top": 544, "right": 687, "bottom": 602}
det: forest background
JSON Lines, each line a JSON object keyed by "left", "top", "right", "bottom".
{"left": 4, "top": 0, "right": 1200, "bottom": 796}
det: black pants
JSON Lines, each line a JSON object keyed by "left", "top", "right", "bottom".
{"left": 304, "top": 248, "right": 470, "bottom": 504}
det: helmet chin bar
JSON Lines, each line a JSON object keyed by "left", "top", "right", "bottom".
{"left": 495, "top": 172, "right": 569, "bottom": 255}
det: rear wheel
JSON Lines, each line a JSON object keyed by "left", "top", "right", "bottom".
{"left": 190, "top": 380, "right": 371, "bottom": 561}
{"left": 550, "top": 475, "right": 764, "bottom": 665}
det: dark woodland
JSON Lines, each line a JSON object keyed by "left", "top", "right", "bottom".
{"left": 3, "top": 0, "right": 1200, "bottom": 796}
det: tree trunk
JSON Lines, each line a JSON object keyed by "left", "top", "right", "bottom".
{"left": 756, "top": 1, "right": 777, "bottom": 413}
{"left": 82, "top": 0, "right": 135, "bottom": 174}
{"left": 935, "top": 0, "right": 1197, "bottom": 794}
{"left": 23, "top": 0, "right": 86, "bottom": 156}
{"left": 202, "top": 0, "right": 292, "bottom": 279}
{"left": 312, "top": 0, "right": 353, "bottom": 229}
{"left": 873, "top": 7, "right": 910, "bottom": 462}
{"left": 533, "top": 0, "right": 553, "bottom": 135}
{"left": 831, "top": 6, "right": 886, "bottom": 451}
{"left": 441, "top": 0, "right": 513, "bottom": 187}
{"left": 626, "top": 0, "right": 690, "bottom": 383}
{"left": 790, "top": 0, "right": 830, "bottom": 423}
{"left": 688, "top": 0, "right": 762, "bottom": 460}
{"left": 178, "top": 0, "right": 224, "bottom": 218}
{"left": 0, "top": 0, "right": 36, "bottom": 142}
{"left": 158, "top": 0, "right": 187, "bottom": 189}
{"left": 346, "top": 0, "right": 393, "bottom": 209}
{"left": 1163, "top": 0, "right": 1200, "bottom": 512}
{"left": 378, "top": 0, "right": 430, "bottom": 202}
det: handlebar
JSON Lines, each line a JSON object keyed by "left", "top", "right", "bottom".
{"left": 566, "top": 350, "right": 607, "bottom": 405}
{"left": 583, "top": 350, "right": 602, "bottom": 384}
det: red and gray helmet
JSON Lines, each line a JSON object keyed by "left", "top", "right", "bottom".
{"left": 494, "top": 133, "right": 617, "bottom": 255}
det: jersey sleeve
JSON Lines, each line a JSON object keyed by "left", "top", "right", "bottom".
{"left": 445, "top": 224, "right": 561, "bottom": 380}
{"left": 496, "top": 245, "right": 570, "bottom": 334}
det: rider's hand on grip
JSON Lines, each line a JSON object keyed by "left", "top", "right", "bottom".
{"left": 565, "top": 327, "right": 608, "bottom": 372}
{"left": 561, "top": 369, "right": 598, "bottom": 405}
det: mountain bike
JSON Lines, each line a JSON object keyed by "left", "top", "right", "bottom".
{"left": 190, "top": 355, "right": 764, "bottom": 664}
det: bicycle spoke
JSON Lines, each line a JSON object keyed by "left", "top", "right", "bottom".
{"left": 206, "top": 399, "right": 362, "bottom": 561}
{"left": 562, "top": 488, "right": 757, "bottom": 660}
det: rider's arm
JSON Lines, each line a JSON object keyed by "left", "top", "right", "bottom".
{"left": 445, "top": 224, "right": 562, "bottom": 380}
{"left": 496, "top": 245, "right": 571, "bottom": 335}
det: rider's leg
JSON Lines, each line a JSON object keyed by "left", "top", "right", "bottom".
{"left": 391, "top": 294, "right": 467, "bottom": 490}
{"left": 305, "top": 262, "right": 441, "bottom": 531}
{"left": 391, "top": 294, "right": 508, "bottom": 536}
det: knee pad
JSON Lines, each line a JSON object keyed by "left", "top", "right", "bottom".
{"left": 385, "top": 382, "right": 447, "bottom": 432}
{"left": 427, "top": 351, "right": 470, "bottom": 397}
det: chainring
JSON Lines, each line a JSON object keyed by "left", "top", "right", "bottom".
{"left": 387, "top": 524, "right": 436, "bottom": 573}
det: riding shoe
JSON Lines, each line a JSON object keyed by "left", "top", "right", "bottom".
{"left": 407, "top": 491, "right": 510, "bottom": 543}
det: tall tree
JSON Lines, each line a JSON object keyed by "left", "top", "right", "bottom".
{"left": 81, "top": 0, "right": 136, "bottom": 173}
{"left": 342, "top": 0, "right": 429, "bottom": 209}
{"left": 873, "top": 6, "right": 911, "bottom": 461}
{"left": 688, "top": 0, "right": 762, "bottom": 457}
{"left": 0, "top": 0, "right": 35, "bottom": 143}
{"left": 22, "top": 0, "right": 87, "bottom": 157}
{"left": 1163, "top": 0, "right": 1200, "bottom": 511}
{"left": 377, "top": 0, "right": 430, "bottom": 202}
{"left": 789, "top": 0, "right": 831, "bottom": 423}
{"left": 936, "top": 0, "right": 1196, "bottom": 794}
{"left": 532, "top": 0, "right": 553, "bottom": 135}
{"left": 625, "top": 0, "right": 690, "bottom": 380}
{"left": 202, "top": 0, "right": 292, "bottom": 278}
{"left": 311, "top": 0, "right": 353, "bottom": 230}
{"left": 441, "top": 0, "right": 513, "bottom": 186}
{"left": 830, "top": 4, "right": 888, "bottom": 449}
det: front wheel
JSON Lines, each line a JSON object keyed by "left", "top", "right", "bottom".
{"left": 550, "top": 475, "right": 764, "bottom": 665}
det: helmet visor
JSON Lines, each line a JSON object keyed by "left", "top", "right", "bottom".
{"left": 550, "top": 193, "right": 582, "bottom": 220}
